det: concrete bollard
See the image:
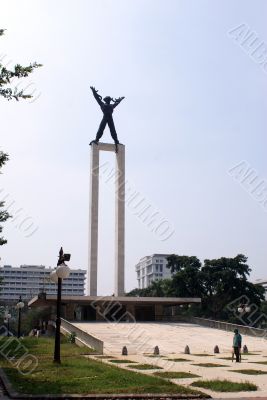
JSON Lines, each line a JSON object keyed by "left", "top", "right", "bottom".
{"left": 154, "top": 346, "right": 160, "bottom": 355}
{"left": 184, "top": 345, "right": 190, "bottom": 354}
{"left": 214, "top": 345, "right": 220, "bottom": 354}
{"left": 243, "top": 345, "right": 248, "bottom": 353}
{"left": 122, "top": 346, "right": 128, "bottom": 356}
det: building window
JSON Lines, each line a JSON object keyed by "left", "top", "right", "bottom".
{"left": 146, "top": 265, "right": 152, "bottom": 274}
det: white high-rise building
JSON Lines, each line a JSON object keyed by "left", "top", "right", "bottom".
{"left": 0, "top": 265, "right": 86, "bottom": 303}
{"left": 135, "top": 254, "right": 172, "bottom": 289}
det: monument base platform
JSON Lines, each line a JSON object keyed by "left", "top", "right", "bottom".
{"left": 29, "top": 295, "right": 201, "bottom": 322}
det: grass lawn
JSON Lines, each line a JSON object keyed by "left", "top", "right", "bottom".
{"left": 231, "top": 369, "right": 267, "bottom": 375}
{"left": 146, "top": 355, "right": 164, "bottom": 358}
{"left": 250, "top": 361, "right": 267, "bottom": 365}
{"left": 154, "top": 372, "right": 200, "bottom": 379}
{"left": 0, "top": 337, "right": 203, "bottom": 396}
{"left": 192, "top": 363, "right": 228, "bottom": 368}
{"left": 191, "top": 379, "right": 258, "bottom": 392}
{"left": 193, "top": 354, "right": 213, "bottom": 357}
{"left": 127, "top": 364, "right": 163, "bottom": 370}
{"left": 108, "top": 359, "right": 137, "bottom": 364}
{"left": 94, "top": 355, "right": 115, "bottom": 359}
{"left": 218, "top": 357, "right": 247, "bottom": 361}
{"left": 165, "top": 358, "right": 190, "bottom": 362}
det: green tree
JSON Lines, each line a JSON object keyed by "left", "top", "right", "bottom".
{"left": 0, "top": 151, "right": 11, "bottom": 246}
{"left": 166, "top": 254, "right": 201, "bottom": 273}
{"left": 0, "top": 29, "right": 41, "bottom": 246}
{"left": 0, "top": 29, "right": 42, "bottom": 101}
{"left": 165, "top": 254, "right": 265, "bottom": 320}
{"left": 126, "top": 279, "right": 173, "bottom": 297}
{"left": 166, "top": 254, "right": 203, "bottom": 297}
{"left": 126, "top": 288, "right": 144, "bottom": 297}
{"left": 127, "top": 253, "right": 265, "bottom": 325}
{"left": 201, "top": 254, "right": 265, "bottom": 319}
{"left": 144, "top": 279, "right": 173, "bottom": 297}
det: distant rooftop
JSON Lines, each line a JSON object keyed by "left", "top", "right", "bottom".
{"left": 1, "top": 264, "right": 86, "bottom": 271}
{"left": 138, "top": 254, "right": 170, "bottom": 263}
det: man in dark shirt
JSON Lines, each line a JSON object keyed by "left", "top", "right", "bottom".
{"left": 233, "top": 328, "right": 242, "bottom": 362}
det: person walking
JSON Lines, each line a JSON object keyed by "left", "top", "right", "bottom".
{"left": 233, "top": 328, "right": 242, "bottom": 362}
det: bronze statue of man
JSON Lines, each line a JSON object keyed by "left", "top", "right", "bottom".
{"left": 90, "top": 86, "right": 125, "bottom": 151}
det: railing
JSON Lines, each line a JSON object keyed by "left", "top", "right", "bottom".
{"left": 153, "top": 315, "right": 267, "bottom": 338}
{"left": 60, "top": 318, "right": 104, "bottom": 354}
{"left": 188, "top": 316, "right": 267, "bottom": 338}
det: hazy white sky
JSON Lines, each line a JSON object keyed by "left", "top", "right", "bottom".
{"left": 1, "top": 0, "right": 267, "bottom": 294}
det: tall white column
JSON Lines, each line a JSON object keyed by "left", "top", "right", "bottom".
{"left": 88, "top": 143, "right": 125, "bottom": 297}
{"left": 88, "top": 144, "right": 99, "bottom": 296}
{"left": 115, "top": 145, "right": 125, "bottom": 296}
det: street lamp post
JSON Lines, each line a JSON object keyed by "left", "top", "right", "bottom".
{"left": 4, "top": 309, "right": 11, "bottom": 336}
{"left": 16, "top": 296, "right": 25, "bottom": 338}
{"left": 50, "top": 247, "right": 71, "bottom": 364}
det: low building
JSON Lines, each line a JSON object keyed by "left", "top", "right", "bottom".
{"left": 0, "top": 264, "right": 86, "bottom": 303}
{"left": 29, "top": 295, "right": 201, "bottom": 322}
{"left": 135, "top": 254, "right": 172, "bottom": 289}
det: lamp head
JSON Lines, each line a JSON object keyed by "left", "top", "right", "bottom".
{"left": 56, "top": 263, "right": 70, "bottom": 279}
{"left": 50, "top": 269, "right": 58, "bottom": 283}
{"left": 17, "top": 301, "right": 24, "bottom": 309}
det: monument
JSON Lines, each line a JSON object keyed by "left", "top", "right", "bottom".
{"left": 29, "top": 86, "right": 202, "bottom": 324}
{"left": 88, "top": 87, "right": 125, "bottom": 296}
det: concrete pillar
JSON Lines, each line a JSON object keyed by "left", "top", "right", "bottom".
{"left": 126, "top": 304, "right": 135, "bottom": 319}
{"left": 88, "top": 144, "right": 99, "bottom": 295}
{"left": 115, "top": 145, "right": 125, "bottom": 296}
{"left": 88, "top": 143, "right": 125, "bottom": 296}
{"left": 65, "top": 303, "right": 76, "bottom": 320}
{"left": 155, "top": 304, "right": 163, "bottom": 321}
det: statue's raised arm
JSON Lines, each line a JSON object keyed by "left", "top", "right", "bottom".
{"left": 90, "top": 86, "right": 103, "bottom": 108}
{"left": 113, "top": 96, "right": 125, "bottom": 109}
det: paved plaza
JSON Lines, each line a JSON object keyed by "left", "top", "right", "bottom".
{"left": 73, "top": 322, "right": 265, "bottom": 355}
{"left": 75, "top": 322, "right": 267, "bottom": 398}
